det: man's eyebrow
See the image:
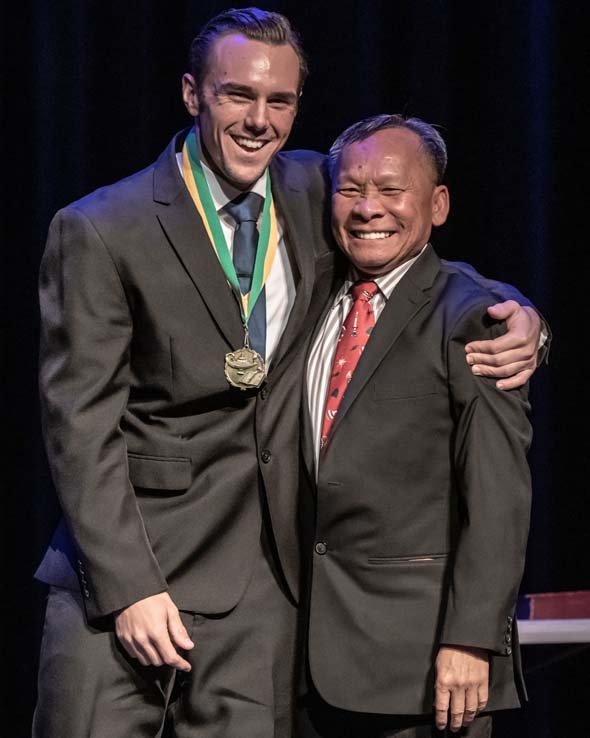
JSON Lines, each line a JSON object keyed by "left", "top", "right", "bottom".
{"left": 268, "top": 88, "right": 299, "bottom": 102}
{"left": 336, "top": 171, "right": 364, "bottom": 185}
{"left": 334, "top": 172, "right": 406, "bottom": 188}
{"left": 218, "top": 82, "right": 297, "bottom": 103}
{"left": 217, "top": 82, "right": 255, "bottom": 96}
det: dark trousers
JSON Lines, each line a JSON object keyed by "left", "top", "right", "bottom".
{"left": 33, "top": 541, "right": 298, "bottom": 738}
{"left": 296, "top": 685, "right": 493, "bottom": 738}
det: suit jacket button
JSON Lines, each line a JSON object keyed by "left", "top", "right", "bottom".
{"left": 83, "top": 587, "right": 91, "bottom": 599}
{"left": 505, "top": 632, "right": 512, "bottom": 644}
{"left": 505, "top": 645, "right": 512, "bottom": 655}
{"left": 315, "top": 542, "right": 328, "bottom": 555}
{"left": 507, "top": 615, "right": 513, "bottom": 624}
{"left": 261, "top": 450, "right": 272, "bottom": 463}
{"left": 260, "top": 387, "right": 268, "bottom": 400}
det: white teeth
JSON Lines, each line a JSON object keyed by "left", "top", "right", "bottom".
{"left": 352, "top": 231, "right": 393, "bottom": 240}
{"left": 233, "top": 137, "right": 265, "bottom": 150}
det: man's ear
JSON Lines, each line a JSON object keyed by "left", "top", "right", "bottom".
{"left": 182, "top": 73, "right": 200, "bottom": 117}
{"left": 431, "top": 184, "right": 450, "bottom": 227}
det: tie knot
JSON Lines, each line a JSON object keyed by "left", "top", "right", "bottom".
{"left": 350, "top": 280, "right": 379, "bottom": 303}
{"left": 224, "top": 191, "right": 264, "bottom": 224}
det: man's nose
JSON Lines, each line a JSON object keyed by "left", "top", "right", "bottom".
{"left": 245, "top": 100, "right": 269, "bottom": 133}
{"left": 353, "top": 195, "right": 386, "bottom": 220}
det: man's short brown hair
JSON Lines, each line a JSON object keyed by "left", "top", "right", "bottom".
{"left": 189, "top": 7, "right": 308, "bottom": 95}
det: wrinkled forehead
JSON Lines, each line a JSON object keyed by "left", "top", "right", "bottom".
{"left": 337, "top": 128, "right": 435, "bottom": 182}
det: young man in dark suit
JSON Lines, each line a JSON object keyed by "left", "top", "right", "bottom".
{"left": 300, "top": 115, "right": 535, "bottom": 737}
{"left": 34, "top": 10, "right": 542, "bottom": 738}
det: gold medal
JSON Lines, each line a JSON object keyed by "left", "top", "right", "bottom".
{"left": 224, "top": 346, "right": 266, "bottom": 390}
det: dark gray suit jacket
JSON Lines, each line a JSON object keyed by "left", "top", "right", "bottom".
{"left": 36, "top": 129, "right": 336, "bottom": 622}
{"left": 302, "top": 245, "right": 532, "bottom": 715}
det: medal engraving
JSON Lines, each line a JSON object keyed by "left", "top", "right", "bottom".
{"left": 225, "top": 347, "right": 266, "bottom": 390}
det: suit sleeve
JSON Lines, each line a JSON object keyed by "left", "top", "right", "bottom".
{"left": 439, "top": 304, "right": 533, "bottom": 654}
{"left": 449, "top": 261, "right": 530, "bottom": 305}
{"left": 450, "top": 261, "right": 551, "bottom": 362}
{"left": 39, "top": 207, "right": 168, "bottom": 620}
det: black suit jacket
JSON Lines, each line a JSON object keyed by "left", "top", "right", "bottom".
{"left": 36, "top": 130, "right": 337, "bottom": 622}
{"left": 302, "top": 246, "right": 532, "bottom": 715}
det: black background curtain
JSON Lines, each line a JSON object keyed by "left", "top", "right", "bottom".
{"left": 2, "top": 2, "right": 589, "bottom": 735}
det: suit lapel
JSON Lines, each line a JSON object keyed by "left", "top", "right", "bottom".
{"left": 153, "top": 130, "right": 244, "bottom": 350}
{"left": 325, "top": 246, "right": 441, "bottom": 447}
{"left": 265, "top": 155, "right": 316, "bottom": 374}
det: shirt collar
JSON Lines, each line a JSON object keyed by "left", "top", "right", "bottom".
{"left": 333, "top": 243, "right": 429, "bottom": 307}
{"left": 195, "top": 129, "right": 268, "bottom": 213}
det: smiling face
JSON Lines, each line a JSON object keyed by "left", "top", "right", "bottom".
{"left": 182, "top": 33, "right": 300, "bottom": 190}
{"left": 331, "top": 127, "right": 450, "bottom": 276}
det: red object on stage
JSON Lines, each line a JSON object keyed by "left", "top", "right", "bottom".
{"left": 522, "top": 590, "right": 590, "bottom": 619}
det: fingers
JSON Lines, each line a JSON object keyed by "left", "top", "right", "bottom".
{"left": 153, "top": 629, "right": 192, "bottom": 672}
{"left": 114, "top": 592, "right": 193, "bottom": 672}
{"left": 466, "top": 343, "right": 535, "bottom": 366}
{"left": 469, "top": 357, "right": 534, "bottom": 379}
{"left": 468, "top": 359, "right": 534, "bottom": 382}
{"left": 434, "top": 686, "right": 451, "bottom": 731}
{"left": 134, "top": 640, "right": 164, "bottom": 668}
{"left": 485, "top": 299, "right": 520, "bottom": 320}
{"left": 465, "top": 336, "right": 536, "bottom": 363}
{"left": 462, "top": 686, "right": 480, "bottom": 728}
{"left": 436, "top": 685, "right": 484, "bottom": 733}
{"left": 466, "top": 343, "right": 536, "bottom": 373}
{"left": 494, "top": 368, "right": 535, "bottom": 390}
{"left": 116, "top": 627, "right": 164, "bottom": 667}
{"left": 435, "top": 686, "right": 483, "bottom": 732}
{"left": 464, "top": 302, "right": 541, "bottom": 387}
{"left": 117, "top": 621, "right": 192, "bottom": 671}
{"left": 465, "top": 333, "right": 536, "bottom": 389}
{"left": 168, "top": 608, "right": 195, "bottom": 652}
{"left": 448, "top": 685, "right": 466, "bottom": 732}
{"left": 119, "top": 637, "right": 158, "bottom": 667}
{"left": 477, "top": 681, "right": 489, "bottom": 715}
{"left": 462, "top": 709, "right": 478, "bottom": 728}
{"left": 434, "top": 646, "right": 490, "bottom": 732}
{"left": 465, "top": 330, "right": 527, "bottom": 356}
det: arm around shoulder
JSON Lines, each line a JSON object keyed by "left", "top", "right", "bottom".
{"left": 448, "top": 261, "right": 550, "bottom": 387}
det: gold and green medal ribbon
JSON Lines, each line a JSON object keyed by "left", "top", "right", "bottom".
{"left": 181, "top": 128, "right": 278, "bottom": 322}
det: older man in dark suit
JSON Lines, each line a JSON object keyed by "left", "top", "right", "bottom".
{"left": 34, "top": 9, "right": 541, "bottom": 738}
{"left": 300, "top": 115, "right": 534, "bottom": 737}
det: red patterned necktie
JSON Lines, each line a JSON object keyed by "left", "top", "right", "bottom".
{"left": 320, "top": 280, "right": 379, "bottom": 451}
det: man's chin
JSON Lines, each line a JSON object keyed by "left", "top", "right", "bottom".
{"left": 223, "top": 163, "right": 269, "bottom": 191}
{"left": 201, "top": 147, "right": 268, "bottom": 190}
{"left": 346, "top": 257, "right": 393, "bottom": 278}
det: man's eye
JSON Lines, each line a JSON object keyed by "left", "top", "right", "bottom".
{"left": 228, "top": 92, "right": 251, "bottom": 102}
{"left": 268, "top": 99, "right": 290, "bottom": 109}
{"left": 337, "top": 188, "right": 360, "bottom": 197}
{"left": 381, "top": 188, "right": 402, "bottom": 195}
